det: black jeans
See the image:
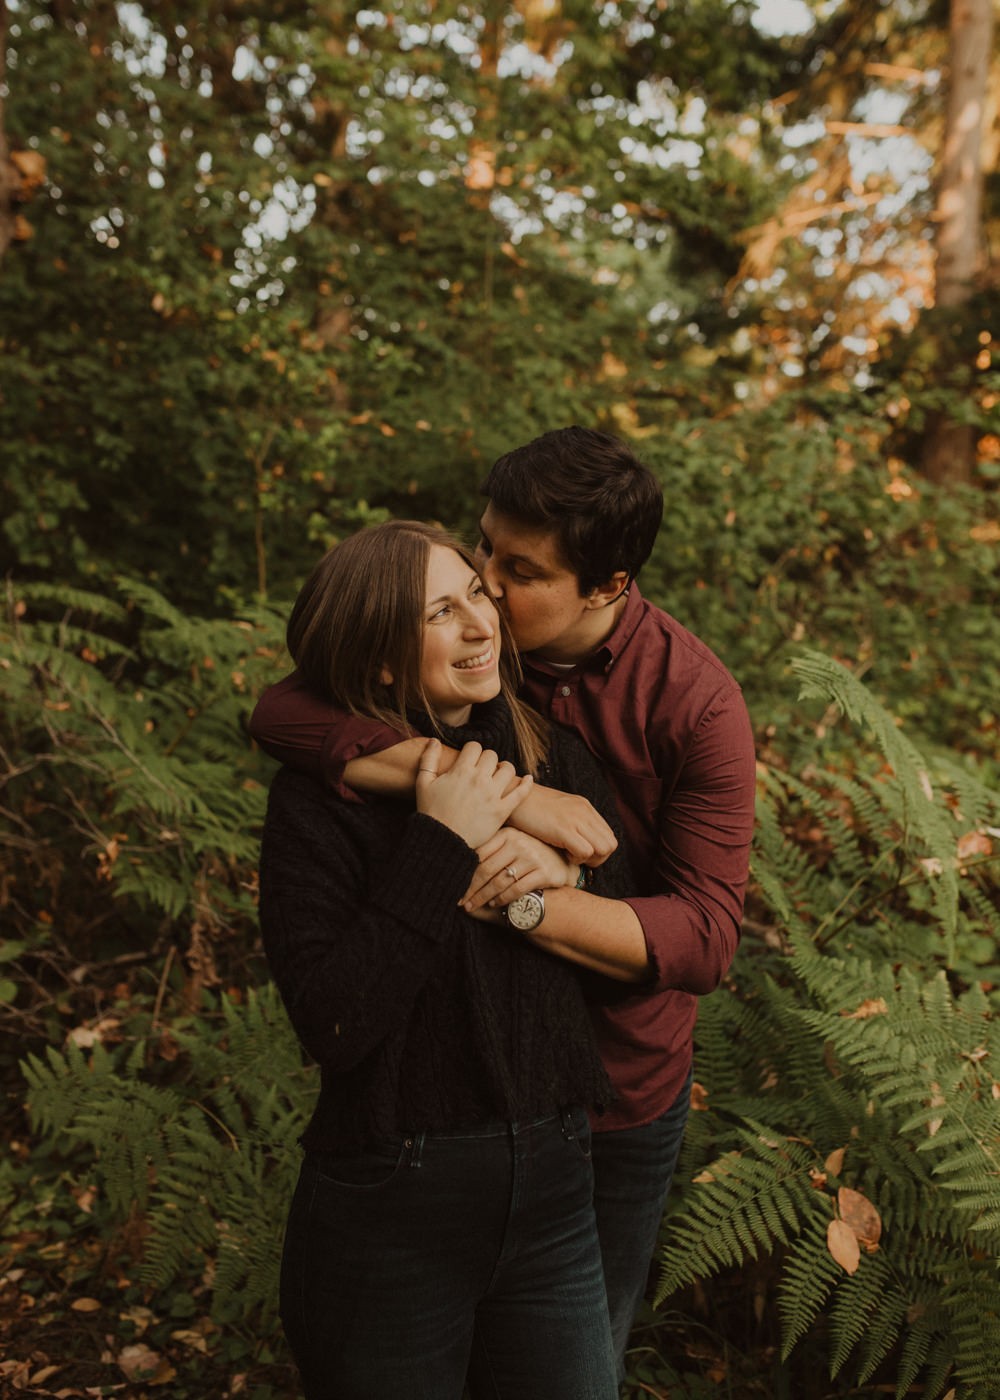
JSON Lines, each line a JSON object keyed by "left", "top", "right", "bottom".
{"left": 280, "top": 1106, "right": 617, "bottom": 1400}
{"left": 592, "top": 1068, "right": 694, "bottom": 1382}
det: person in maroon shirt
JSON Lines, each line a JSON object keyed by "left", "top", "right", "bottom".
{"left": 250, "top": 426, "right": 756, "bottom": 1383}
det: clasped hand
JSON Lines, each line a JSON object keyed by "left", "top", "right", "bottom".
{"left": 415, "top": 739, "right": 533, "bottom": 851}
{"left": 461, "top": 829, "right": 580, "bottom": 913}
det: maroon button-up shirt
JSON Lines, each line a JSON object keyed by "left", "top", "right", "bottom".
{"left": 249, "top": 586, "right": 756, "bottom": 1131}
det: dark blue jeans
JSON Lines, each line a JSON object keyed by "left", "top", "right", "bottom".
{"left": 280, "top": 1106, "right": 617, "bottom": 1400}
{"left": 591, "top": 1069, "right": 693, "bottom": 1382}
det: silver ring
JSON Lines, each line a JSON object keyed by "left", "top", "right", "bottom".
{"left": 505, "top": 866, "right": 517, "bottom": 882}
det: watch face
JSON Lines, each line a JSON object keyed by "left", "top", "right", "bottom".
{"left": 506, "top": 891, "right": 545, "bottom": 931}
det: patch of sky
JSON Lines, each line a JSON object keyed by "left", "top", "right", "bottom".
{"left": 752, "top": 0, "right": 816, "bottom": 37}
{"left": 784, "top": 117, "right": 826, "bottom": 149}
{"left": 620, "top": 135, "right": 702, "bottom": 171}
{"left": 399, "top": 22, "right": 480, "bottom": 57}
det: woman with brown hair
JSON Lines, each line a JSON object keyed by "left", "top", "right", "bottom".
{"left": 258, "top": 521, "right": 627, "bottom": 1400}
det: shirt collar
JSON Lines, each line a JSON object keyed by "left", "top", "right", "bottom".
{"left": 523, "top": 583, "right": 646, "bottom": 678}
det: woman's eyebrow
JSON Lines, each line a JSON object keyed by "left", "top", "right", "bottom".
{"left": 425, "top": 575, "right": 480, "bottom": 610}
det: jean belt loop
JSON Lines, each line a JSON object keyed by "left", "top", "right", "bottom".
{"left": 402, "top": 1132, "right": 424, "bottom": 1168}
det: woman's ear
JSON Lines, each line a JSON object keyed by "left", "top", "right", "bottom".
{"left": 379, "top": 665, "right": 394, "bottom": 686}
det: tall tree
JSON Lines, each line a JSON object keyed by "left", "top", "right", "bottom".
{"left": 0, "top": 0, "right": 792, "bottom": 605}
{"left": 920, "top": 0, "right": 995, "bottom": 484}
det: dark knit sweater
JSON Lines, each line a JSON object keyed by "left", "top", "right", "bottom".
{"left": 258, "top": 697, "right": 629, "bottom": 1154}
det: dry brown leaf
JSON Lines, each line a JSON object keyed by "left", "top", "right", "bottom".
{"left": 838, "top": 1186, "right": 882, "bottom": 1252}
{"left": 690, "top": 1081, "right": 709, "bottom": 1111}
{"left": 824, "top": 1147, "right": 846, "bottom": 1176}
{"left": 70, "top": 1297, "right": 102, "bottom": 1312}
{"left": 11, "top": 149, "right": 47, "bottom": 186}
{"left": 119, "top": 1304, "right": 155, "bottom": 1336}
{"left": 30, "top": 1367, "right": 62, "bottom": 1385}
{"left": 170, "top": 1328, "right": 208, "bottom": 1352}
{"left": 927, "top": 1083, "right": 946, "bottom": 1138}
{"left": 956, "top": 830, "right": 992, "bottom": 861}
{"left": 843, "top": 998, "right": 889, "bottom": 1020}
{"left": 827, "top": 1217, "right": 860, "bottom": 1274}
{"left": 117, "top": 1344, "right": 176, "bottom": 1385}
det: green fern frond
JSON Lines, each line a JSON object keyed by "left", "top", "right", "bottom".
{"left": 657, "top": 1129, "right": 826, "bottom": 1296}
{"left": 21, "top": 987, "right": 315, "bottom": 1322}
{"left": 777, "top": 1216, "right": 842, "bottom": 1357}
{"left": 12, "top": 581, "right": 131, "bottom": 623}
{"left": 827, "top": 1250, "right": 894, "bottom": 1377}
{"left": 790, "top": 650, "right": 961, "bottom": 951}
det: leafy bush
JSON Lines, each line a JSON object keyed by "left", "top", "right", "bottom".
{"left": 658, "top": 655, "right": 1000, "bottom": 1398}
{"left": 0, "top": 577, "right": 285, "bottom": 1024}
{"left": 22, "top": 983, "right": 314, "bottom": 1326}
{"left": 639, "top": 389, "right": 1000, "bottom": 764}
{"left": 4, "top": 528, "right": 999, "bottom": 1397}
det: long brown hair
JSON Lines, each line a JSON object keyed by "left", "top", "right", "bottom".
{"left": 287, "top": 520, "right": 548, "bottom": 774}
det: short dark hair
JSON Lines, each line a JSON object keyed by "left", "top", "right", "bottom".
{"left": 480, "top": 426, "right": 663, "bottom": 594}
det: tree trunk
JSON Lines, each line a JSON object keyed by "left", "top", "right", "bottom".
{"left": 921, "top": 0, "right": 994, "bottom": 485}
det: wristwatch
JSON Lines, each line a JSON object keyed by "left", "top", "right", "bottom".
{"left": 503, "top": 889, "right": 546, "bottom": 932}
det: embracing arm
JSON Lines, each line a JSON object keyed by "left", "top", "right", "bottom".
{"left": 462, "top": 723, "right": 649, "bottom": 983}
{"left": 464, "top": 689, "right": 756, "bottom": 991}
{"left": 250, "top": 674, "right": 616, "bottom": 863}
{"left": 524, "top": 888, "right": 647, "bottom": 982}
{"left": 349, "top": 738, "right": 616, "bottom": 865}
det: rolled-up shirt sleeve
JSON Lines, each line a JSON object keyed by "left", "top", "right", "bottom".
{"left": 623, "top": 686, "right": 756, "bottom": 996}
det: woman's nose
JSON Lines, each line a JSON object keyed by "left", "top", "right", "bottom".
{"left": 463, "top": 606, "right": 493, "bottom": 637}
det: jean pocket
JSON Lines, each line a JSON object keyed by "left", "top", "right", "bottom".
{"left": 310, "top": 1139, "right": 409, "bottom": 1190}
{"left": 561, "top": 1105, "right": 594, "bottom": 1163}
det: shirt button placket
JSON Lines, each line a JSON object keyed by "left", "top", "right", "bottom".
{"left": 552, "top": 680, "right": 575, "bottom": 723}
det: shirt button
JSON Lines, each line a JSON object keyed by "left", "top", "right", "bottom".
{"left": 560, "top": 685, "right": 571, "bottom": 697}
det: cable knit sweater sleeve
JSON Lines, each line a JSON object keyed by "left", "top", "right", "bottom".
{"left": 259, "top": 768, "right": 477, "bottom": 1071}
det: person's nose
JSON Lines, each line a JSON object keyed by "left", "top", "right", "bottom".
{"left": 479, "top": 554, "right": 503, "bottom": 598}
{"left": 462, "top": 604, "right": 494, "bottom": 638}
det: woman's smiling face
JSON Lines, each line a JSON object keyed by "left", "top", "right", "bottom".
{"left": 417, "top": 545, "right": 501, "bottom": 725}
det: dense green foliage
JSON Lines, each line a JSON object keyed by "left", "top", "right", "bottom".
{"left": 4, "top": 475, "right": 998, "bottom": 1397}
{"left": 2, "top": 0, "right": 998, "bottom": 1395}
{"left": 658, "top": 655, "right": 1000, "bottom": 1397}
